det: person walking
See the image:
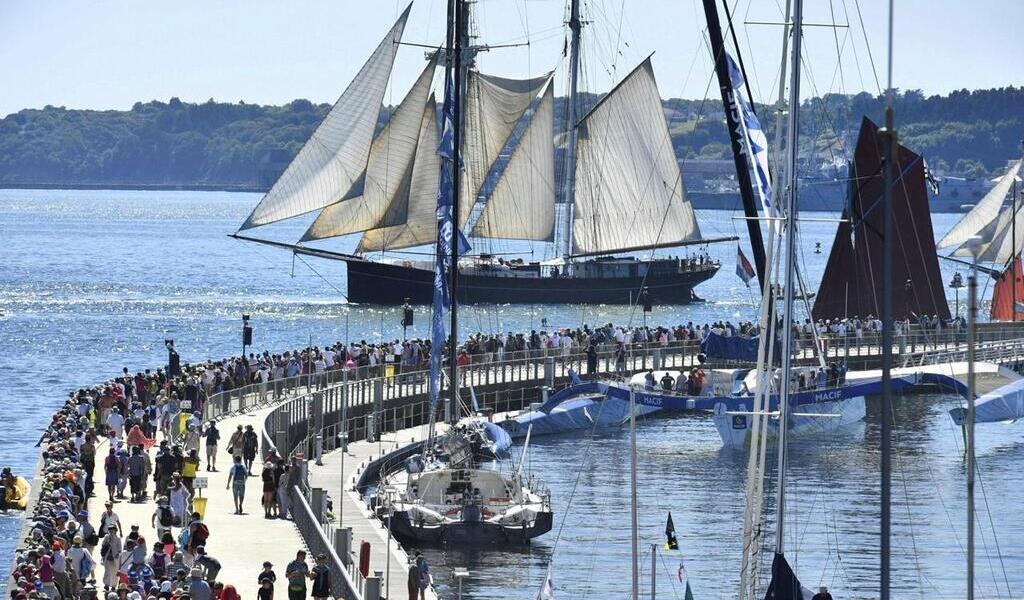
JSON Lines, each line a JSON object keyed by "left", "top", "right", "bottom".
{"left": 242, "top": 425, "right": 259, "bottom": 475}
{"left": 226, "top": 456, "right": 247, "bottom": 514}
{"left": 203, "top": 421, "right": 220, "bottom": 471}
{"left": 99, "top": 524, "right": 122, "bottom": 592}
{"left": 103, "top": 448, "right": 120, "bottom": 502}
{"left": 261, "top": 462, "right": 276, "bottom": 519}
{"left": 226, "top": 425, "right": 244, "bottom": 465}
{"left": 310, "top": 554, "right": 331, "bottom": 600}
{"left": 258, "top": 561, "right": 277, "bottom": 600}
{"left": 285, "top": 550, "right": 310, "bottom": 600}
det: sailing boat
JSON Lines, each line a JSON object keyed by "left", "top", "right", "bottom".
{"left": 375, "top": 0, "right": 552, "bottom": 546}
{"left": 813, "top": 117, "right": 951, "bottom": 322}
{"left": 937, "top": 158, "right": 1024, "bottom": 320}
{"left": 232, "top": 1, "right": 737, "bottom": 304}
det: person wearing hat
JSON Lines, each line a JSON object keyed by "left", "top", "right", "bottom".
{"left": 241, "top": 425, "right": 259, "bottom": 476}
{"left": 188, "top": 569, "right": 211, "bottom": 600}
{"left": 812, "top": 586, "right": 834, "bottom": 600}
{"left": 310, "top": 554, "right": 330, "bottom": 600}
{"left": 68, "top": 535, "right": 95, "bottom": 588}
{"left": 203, "top": 421, "right": 220, "bottom": 472}
{"left": 257, "top": 561, "right": 277, "bottom": 600}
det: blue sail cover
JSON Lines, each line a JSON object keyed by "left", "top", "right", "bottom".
{"left": 701, "top": 331, "right": 765, "bottom": 362}
{"left": 764, "top": 553, "right": 813, "bottom": 600}
{"left": 950, "top": 377, "right": 1024, "bottom": 425}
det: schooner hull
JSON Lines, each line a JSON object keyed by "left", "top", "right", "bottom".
{"left": 345, "top": 258, "right": 719, "bottom": 304}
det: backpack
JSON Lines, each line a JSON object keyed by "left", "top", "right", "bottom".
{"left": 100, "top": 538, "right": 114, "bottom": 561}
{"left": 158, "top": 506, "right": 174, "bottom": 527}
{"left": 231, "top": 464, "right": 247, "bottom": 480}
{"left": 193, "top": 523, "right": 210, "bottom": 545}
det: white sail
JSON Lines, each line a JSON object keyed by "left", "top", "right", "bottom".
{"left": 572, "top": 57, "right": 701, "bottom": 254}
{"left": 356, "top": 96, "right": 441, "bottom": 253}
{"left": 954, "top": 202, "right": 1024, "bottom": 265}
{"left": 462, "top": 71, "right": 551, "bottom": 224}
{"left": 300, "top": 56, "right": 438, "bottom": 242}
{"left": 238, "top": 6, "right": 410, "bottom": 230}
{"left": 470, "top": 80, "right": 556, "bottom": 241}
{"left": 937, "top": 159, "right": 1022, "bottom": 249}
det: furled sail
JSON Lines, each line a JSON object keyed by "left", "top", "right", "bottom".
{"left": 238, "top": 6, "right": 411, "bottom": 230}
{"left": 812, "top": 117, "right": 950, "bottom": 321}
{"left": 462, "top": 71, "right": 551, "bottom": 223}
{"left": 470, "top": 79, "right": 556, "bottom": 241}
{"left": 572, "top": 57, "right": 701, "bottom": 255}
{"left": 356, "top": 96, "right": 441, "bottom": 253}
{"left": 937, "top": 159, "right": 1022, "bottom": 249}
{"left": 300, "top": 56, "right": 438, "bottom": 242}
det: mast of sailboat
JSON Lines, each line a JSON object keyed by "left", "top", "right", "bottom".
{"left": 773, "top": 0, "right": 803, "bottom": 562}
{"left": 700, "top": 0, "right": 768, "bottom": 291}
{"left": 559, "top": 0, "right": 582, "bottom": 260}
{"left": 448, "top": 0, "right": 465, "bottom": 424}
{"left": 880, "top": 0, "right": 896, "bottom": 596}
{"left": 629, "top": 386, "right": 639, "bottom": 600}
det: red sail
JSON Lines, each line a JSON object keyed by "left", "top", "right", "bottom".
{"left": 812, "top": 117, "right": 950, "bottom": 321}
{"left": 990, "top": 255, "right": 1024, "bottom": 321}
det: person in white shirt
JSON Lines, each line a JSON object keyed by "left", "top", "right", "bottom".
{"left": 106, "top": 409, "right": 126, "bottom": 439}
{"left": 323, "top": 348, "right": 336, "bottom": 369}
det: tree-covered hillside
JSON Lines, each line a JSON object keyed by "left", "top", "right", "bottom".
{"left": 0, "top": 86, "right": 1020, "bottom": 188}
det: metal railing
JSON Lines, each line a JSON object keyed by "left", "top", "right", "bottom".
{"left": 289, "top": 485, "right": 364, "bottom": 600}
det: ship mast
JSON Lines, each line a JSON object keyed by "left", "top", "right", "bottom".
{"left": 559, "top": 0, "right": 582, "bottom": 260}
{"left": 773, "top": 0, "right": 803, "bottom": 562}
{"left": 448, "top": 0, "right": 465, "bottom": 423}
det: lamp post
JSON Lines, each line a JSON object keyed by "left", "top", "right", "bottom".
{"left": 242, "top": 314, "right": 252, "bottom": 360}
{"left": 950, "top": 272, "right": 963, "bottom": 319}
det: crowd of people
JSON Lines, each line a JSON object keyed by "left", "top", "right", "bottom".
{"left": 7, "top": 354, "right": 311, "bottom": 600}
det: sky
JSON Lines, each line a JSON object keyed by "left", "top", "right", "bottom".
{"left": 1, "top": 0, "right": 1022, "bottom": 118}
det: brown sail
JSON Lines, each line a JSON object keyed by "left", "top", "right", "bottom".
{"left": 812, "top": 117, "right": 950, "bottom": 321}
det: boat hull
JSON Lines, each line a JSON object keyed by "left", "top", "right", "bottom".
{"left": 386, "top": 510, "right": 553, "bottom": 546}
{"left": 712, "top": 396, "right": 867, "bottom": 447}
{"left": 345, "top": 259, "right": 718, "bottom": 304}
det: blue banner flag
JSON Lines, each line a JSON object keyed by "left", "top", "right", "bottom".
{"left": 725, "top": 53, "right": 775, "bottom": 217}
{"left": 429, "top": 70, "right": 470, "bottom": 422}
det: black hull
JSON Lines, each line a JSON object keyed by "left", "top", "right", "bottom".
{"left": 345, "top": 260, "right": 718, "bottom": 305}
{"left": 386, "top": 510, "right": 553, "bottom": 546}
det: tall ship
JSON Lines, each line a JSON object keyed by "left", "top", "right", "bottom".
{"left": 233, "top": 2, "right": 735, "bottom": 304}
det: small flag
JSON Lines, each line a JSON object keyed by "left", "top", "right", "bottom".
{"left": 736, "top": 246, "right": 756, "bottom": 287}
{"left": 665, "top": 512, "right": 679, "bottom": 550}
{"left": 535, "top": 565, "right": 554, "bottom": 600}
{"left": 677, "top": 560, "right": 686, "bottom": 582}
{"left": 923, "top": 159, "right": 941, "bottom": 195}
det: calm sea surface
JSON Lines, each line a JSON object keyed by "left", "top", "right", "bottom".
{"left": 1, "top": 189, "right": 1021, "bottom": 599}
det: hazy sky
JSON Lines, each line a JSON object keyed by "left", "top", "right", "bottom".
{"left": 1, "top": 0, "right": 1021, "bottom": 117}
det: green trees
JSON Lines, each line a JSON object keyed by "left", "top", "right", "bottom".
{"left": 0, "top": 87, "right": 1019, "bottom": 188}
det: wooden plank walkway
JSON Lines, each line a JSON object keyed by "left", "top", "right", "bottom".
{"left": 307, "top": 425, "right": 441, "bottom": 600}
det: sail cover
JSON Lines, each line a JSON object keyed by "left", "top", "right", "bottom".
{"left": 238, "top": 6, "right": 410, "bottom": 230}
{"left": 938, "top": 159, "right": 1022, "bottom": 249}
{"left": 300, "top": 56, "right": 438, "bottom": 242}
{"left": 763, "top": 553, "right": 813, "bottom": 600}
{"left": 356, "top": 96, "right": 441, "bottom": 253}
{"left": 812, "top": 117, "right": 951, "bottom": 321}
{"left": 462, "top": 71, "right": 550, "bottom": 224}
{"left": 572, "top": 57, "right": 701, "bottom": 255}
{"left": 470, "top": 80, "right": 556, "bottom": 241}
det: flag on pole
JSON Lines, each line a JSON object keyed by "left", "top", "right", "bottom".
{"left": 736, "top": 246, "right": 756, "bottom": 287}
{"left": 429, "top": 69, "right": 470, "bottom": 424}
{"left": 677, "top": 559, "right": 695, "bottom": 599}
{"left": 725, "top": 52, "right": 774, "bottom": 217}
{"left": 535, "top": 565, "right": 554, "bottom": 600}
{"left": 665, "top": 512, "right": 679, "bottom": 550}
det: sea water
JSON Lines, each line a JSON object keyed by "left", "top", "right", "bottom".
{"left": 1, "top": 189, "right": 1020, "bottom": 598}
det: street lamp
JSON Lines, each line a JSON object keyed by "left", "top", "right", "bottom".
{"left": 949, "top": 272, "right": 964, "bottom": 319}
